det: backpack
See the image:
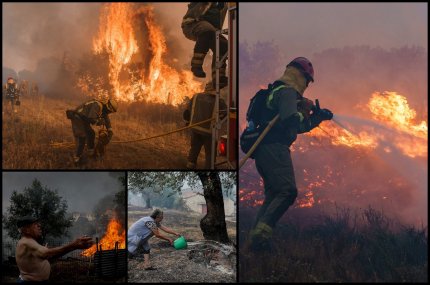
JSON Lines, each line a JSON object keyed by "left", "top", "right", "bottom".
{"left": 240, "top": 83, "right": 281, "bottom": 157}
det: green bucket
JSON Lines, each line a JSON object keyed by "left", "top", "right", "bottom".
{"left": 173, "top": 236, "right": 187, "bottom": 250}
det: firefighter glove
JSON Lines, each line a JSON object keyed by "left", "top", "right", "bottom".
{"left": 319, "top": 108, "right": 333, "bottom": 121}
{"left": 96, "top": 119, "right": 104, "bottom": 126}
{"left": 216, "top": 2, "right": 225, "bottom": 9}
{"left": 183, "top": 109, "right": 191, "bottom": 122}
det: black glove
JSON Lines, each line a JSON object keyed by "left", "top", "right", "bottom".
{"left": 183, "top": 109, "right": 190, "bottom": 122}
{"left": 216, "top": 2, "right": 225, "bottom": 9}
{"left": 318, "top": 108, "right": 333, "bottom": 121}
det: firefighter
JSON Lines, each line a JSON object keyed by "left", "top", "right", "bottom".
{"left": 3, "top": 77, "right": 20, "bottom": 113}
{"left": 248, "top": 57, "right": 333, "bottom": 251}
{"left": 181, "top": 2, "right": 228, "bottom": 88}
{"left": 31, "top": 82, "right": 39, "bottom": 97}
{"left": 20, "top": 80, "right": 29, "bottom": 97}
{"left": 183, "top": 81, "right": 227, "bottom": 169}
{"left": 66, "top": 98, "right": 118, "bottom": 165}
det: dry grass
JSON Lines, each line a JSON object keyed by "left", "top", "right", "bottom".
{"left": 2, "top": 95, "right": 216, "bottom": 169}
{"left": 239, "top": 206, "right": 428, "bottom": 282}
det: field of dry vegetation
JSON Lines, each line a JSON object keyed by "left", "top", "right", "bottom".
{"left": 239, "top": 206, "right": 427, "bottom": 282}
{"left": 2, "top": 94, "right": 215, "bottom": 169}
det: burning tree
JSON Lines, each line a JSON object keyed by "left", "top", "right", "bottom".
{"left": 77, "top": 2, "right": 203, "bottom": 105}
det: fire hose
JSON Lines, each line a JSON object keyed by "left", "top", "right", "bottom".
{"left": 50, "top": 117, "right": 214, "bottom": 149}
{"left": 238, "top": 114, "right": 279, "bottom": 169}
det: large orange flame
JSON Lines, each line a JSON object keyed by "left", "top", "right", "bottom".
{"left": 81, "top": 218, "right": 125, "bottom": 257}
{"left": 367, "top": 91, "right": 427, "bottom": 158}
{"left": 368, "top": 91, "right": 427, "bottom": 138}
{"left": 308, "top": 91, "right": 427, "bottom": 158}
{"left": 87, "top": 3, "right": 202, "bottom": 105}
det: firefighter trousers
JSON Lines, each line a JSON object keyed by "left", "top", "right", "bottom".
{"left": 71, "top": 116, "right": 95, "bottom": 157}
{"left": 182, "top": 20, "right": 228, "bottom": 74}
{"left": 187, "top": 131, "right": 215, "bottom": 169}
{"left": 253, "top": 143, "right": 298, "bottom": 228}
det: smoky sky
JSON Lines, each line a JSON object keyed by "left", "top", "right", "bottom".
{"left": 2, "top": 172, "right": 125, "bottom": 213}
{"left": 2, "top": 2, "right": 196, "bottom": 72}
{"left": 240, "top": 3, "right": 427, "bottom": 58}
{"left": 2, "top": 3, "right": 101, "bottom": 71}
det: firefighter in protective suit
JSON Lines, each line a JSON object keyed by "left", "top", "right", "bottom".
{"left": 181, "top": 2, "right": 228, "bottom": 88}
{"left": 248, "top": 57, "right": 333, "bottom": 251}
{"left": 66, "top": 98, "right": 118, "bottom": 165}
{"left": 3, "top": 77, "right": 20, "bottom": 113}
{"left": 183, "top": 82, "right": 227, "bottom": 169}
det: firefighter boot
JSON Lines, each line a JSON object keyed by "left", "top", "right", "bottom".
{"left": 191, "top": 52, "right": 207, "bottom": 78}
{"left": 249, "top": 222, "right": 273, "bottom": 251}
{"left": 73, "top": 156, "right": 82, "bottom": 166}
{"left": 186, "top": 161, "right": 196, "bottom": 169}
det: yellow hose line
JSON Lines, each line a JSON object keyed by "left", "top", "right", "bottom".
{"left": 50, "top": 118, "right": 214, "bottom": 149}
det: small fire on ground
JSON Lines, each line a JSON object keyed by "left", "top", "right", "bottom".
{"left": 81, "top": 218, "right": 126, "bottom": 257}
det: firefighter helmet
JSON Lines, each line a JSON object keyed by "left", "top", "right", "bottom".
{"left": 288, "top": 57, "right": 314, "bottom": 82}
{"left": 106, "top": 99, "right": 118, "bottom": 113}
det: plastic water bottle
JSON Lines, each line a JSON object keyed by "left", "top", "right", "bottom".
{"left": 247, "top": 120, "right": 255, "bottom": 131}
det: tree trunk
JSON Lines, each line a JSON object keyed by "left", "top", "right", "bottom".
{"left": 197, "top": 172, "right": 230, "bottom": 243}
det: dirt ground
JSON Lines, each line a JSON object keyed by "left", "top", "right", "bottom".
{"left": 127, "top": 209, "right": 237, "bottom": 283}
{"left": 2, "top": 95, "right": 232, "bottom": 169}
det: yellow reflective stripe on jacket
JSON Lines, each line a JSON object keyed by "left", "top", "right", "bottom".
{"left": 76, "top": 100, "right": 103, "bottom": 119}
{"left": 266, "top": 85, "right": 286, "bottom": 110}
{"left": 190, "top": 94, "right": 213, "bottom": 134}
{"left": 88, "top": 100, "right": 103, "bottom": 118}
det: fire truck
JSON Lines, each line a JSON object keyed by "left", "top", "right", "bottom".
{"left": 213, "top": 2, "right": 237, "bottom": 169}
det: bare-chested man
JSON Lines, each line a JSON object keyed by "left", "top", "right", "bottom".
{"left": 15, "top": 216, "right": 93, "bottom": 282}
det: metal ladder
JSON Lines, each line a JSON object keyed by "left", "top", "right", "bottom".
{"left": 211, "top": 3, "right": 237, "bottom": 169}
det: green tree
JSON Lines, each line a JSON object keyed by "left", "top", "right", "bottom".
{"left": 2, "top": 179, "right": 73, "bottom": 243}
{"left": 128, "top": 171, "right": 236, "bottom": 243}
{"left": 114, "top": 187, "right": 126, "bottom": 226}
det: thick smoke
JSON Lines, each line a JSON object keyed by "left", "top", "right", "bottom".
{"left": 2, "top": 3, "right": 201, "bottom": 95}
{"left": 239, "top": 41, "right": 428, "bottom": 227}
{"left": 2, "top": 172, "right": 123, "bottom": 214}
{"left": 3, "top": 3, "right": 101, "bottom": 72}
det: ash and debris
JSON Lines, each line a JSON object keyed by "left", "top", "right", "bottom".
{"left": 127, "top": 210, "right": 236, "bottom": 283}
{"left": 128, "top": 240, "right": 236, "bottom": 283}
